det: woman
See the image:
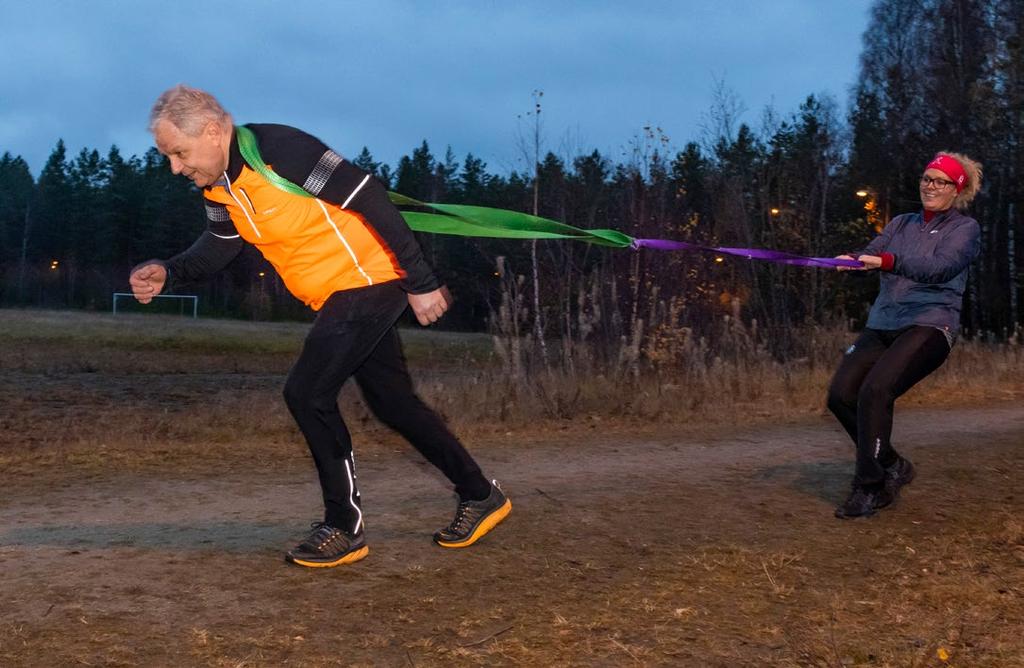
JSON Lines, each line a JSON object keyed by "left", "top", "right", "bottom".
{"left": 828, "top": 152, "right": 982, "bottom": 518}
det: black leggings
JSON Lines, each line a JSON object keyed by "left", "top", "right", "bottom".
{"left": 282, "top": 282, "right": 489, "bottom": 533}
{"left": 826, "top": 326, "right": 951, "bottom": 488}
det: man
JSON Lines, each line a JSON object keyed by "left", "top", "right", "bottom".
{"left": 130, "top": 84, "right": 511, "bottom": 567}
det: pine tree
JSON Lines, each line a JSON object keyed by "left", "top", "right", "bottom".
{"left": 0, "top": 153, "right": 34, "bottom": 264}
{"left": 352, "top": 147, "right": 386, "bottom": 185}
{"left": 32, "top": 140, "right": 72, "bottom": 305}
{"left": 0, "top": 152, "right": 35, "bottom": 305}
{"left": 459, "top": 153, "right": 491, "bottom": 205}
{"left": 394, "top": 141, "right": 436, "bottom": 200}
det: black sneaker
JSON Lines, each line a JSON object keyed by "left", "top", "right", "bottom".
{"left": 285, "top": 523, "right": 368, "bottom": 568}
{"left": 433, "top": 481, "right": 512, "bottom": 548}
{"left": 834, "top": 485, "right": 894, "bottom": 519}
{"left": 884, "top": 456, "right": 915, "bottom": 496}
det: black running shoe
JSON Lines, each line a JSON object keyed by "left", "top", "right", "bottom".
{"left": 834, "top": 485, "right": 894, "bottom": 519}
{"left": 884, "top": 456, "right": 915, "bottom": 496}
{"left": 433, "top": 481, "right": 512, "bottom": 548}
{"left": 285, "top": 523, "right": 368, "bottom": 568}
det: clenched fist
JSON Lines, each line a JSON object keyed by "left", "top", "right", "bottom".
{"left": 407, "top": 286, "right": 452, "bottom": 326}
{"left": 129, "top": 262, "right": 168, "bottom": 304}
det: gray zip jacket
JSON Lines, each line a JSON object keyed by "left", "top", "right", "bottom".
{"left": 855, "top": 208, "right": 980, "bottom": 337}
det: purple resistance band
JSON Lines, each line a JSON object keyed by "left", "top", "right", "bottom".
{"left": 632, "top": 238, "right": 864, "bottom": 269}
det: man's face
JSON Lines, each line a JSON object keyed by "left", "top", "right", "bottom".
{"left": 153, "top": 119, "right": 230, "bottom": 189}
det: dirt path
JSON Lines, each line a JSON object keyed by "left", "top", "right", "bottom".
{"left": 2, "top": 405, "right": 1023, "bottom": 666}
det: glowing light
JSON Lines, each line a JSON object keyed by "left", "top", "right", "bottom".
{"left": 714, "top": 257, "right": 724, "bottom": 263}
{"left": 258, "top": 271, "right": 266, "bottom": 277}
{"left": 770, "top": 208, "right": 780, "bottom": 215}
{"left": 855, "top": 190, "right": 869, "bottom": 198}
{"left": 50, "top": 260, "right": 59, "bottom": 270}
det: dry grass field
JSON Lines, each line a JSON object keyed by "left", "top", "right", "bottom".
{"left": 1, "top": 308, "right": 1023, "bottom": 667}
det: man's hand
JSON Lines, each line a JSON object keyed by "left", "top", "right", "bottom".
{"left": 407, "top": 286, "right": 452, "bottom": 326}
{"left": 129, "top": 262, "right": 167, "bottom": 304}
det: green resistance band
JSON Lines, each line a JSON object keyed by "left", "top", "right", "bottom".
{"left": 235, "top": 125, "right": 633, "bottom": 249}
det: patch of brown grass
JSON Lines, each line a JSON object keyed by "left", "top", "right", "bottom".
{"left": 2, "top": 308, "right": 1021, "bottom": 476}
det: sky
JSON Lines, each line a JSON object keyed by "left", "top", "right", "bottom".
{"left": 0, "top": 1, "right": 874, "bottom": 177}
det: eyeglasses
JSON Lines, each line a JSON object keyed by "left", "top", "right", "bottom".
{"left": 920, "top": 175, "right": 956, "bottom": 190}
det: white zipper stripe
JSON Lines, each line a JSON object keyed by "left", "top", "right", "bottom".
{"left": 315, "top": 199, "right": 373, "bottom": 286}
{"left": 222, "top": 173, "right": 262, "bottom": 239}
{"left": 341, "top": 174, "right": 371, "bottom": 209}
{"left": 238, "top": 187, "right": 257, "bottom": 215}
{"left": 344, "top": 458, "right": 363, "bottom": 534}
{"left": 210, "top": 232, "right": 241, "bottom": 239}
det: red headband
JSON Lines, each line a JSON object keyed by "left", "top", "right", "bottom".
{"left": 925, "top": 155, "right": 967, "bottom": 192}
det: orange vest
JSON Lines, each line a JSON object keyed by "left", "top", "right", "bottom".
{"left": 204, "top": 165, "right": 402, "bottom": 310}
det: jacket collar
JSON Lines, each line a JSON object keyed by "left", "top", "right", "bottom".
{"left": 918, "top": 207, "right": 957, "bottom": 230}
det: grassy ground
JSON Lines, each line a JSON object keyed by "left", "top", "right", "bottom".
{"left": 1, "top": 308, "right": 1023, "bottom": 666}
{"left": 1, "top": 308, "right": 1020, "bottom": 475}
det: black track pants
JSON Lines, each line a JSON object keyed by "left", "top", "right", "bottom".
{"left": 826, "top": 326, "right": 951, "bottom": 488}
{"left": 282, "top": 282, "right": 489, "bottom": 533}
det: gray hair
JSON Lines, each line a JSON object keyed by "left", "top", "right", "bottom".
{"left": 149, "top": 84, "right": 231, "bottom": 136}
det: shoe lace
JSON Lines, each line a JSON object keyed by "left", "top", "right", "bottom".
{"left": 445, "top": 501, "right": 475, "bottom": 533}
{"left": 887, "top": 459, "right": 907, "bottom": 478}
{"left": 846, "top": 487, "right": 872, "bottom": 505}
{"left": 306, "top": 522, "right": 339, "bottom": 549}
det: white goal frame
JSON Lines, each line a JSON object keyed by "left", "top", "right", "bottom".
{"left": 112, "top": 292, "right": 198, "bottom": 318}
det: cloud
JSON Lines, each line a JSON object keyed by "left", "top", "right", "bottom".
{"left": 0, "top": 0, "right": 871, "bottom": 174}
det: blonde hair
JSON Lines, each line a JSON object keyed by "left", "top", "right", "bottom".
{"left": 933, "top": 151, "right": 983, "bottom": 209}
{"left": 149, "top": 84, "right": 231, "bottom": 136}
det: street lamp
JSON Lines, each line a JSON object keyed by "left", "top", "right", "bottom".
{"left": 856, "top": 187, "right": 883, "bottom": 233}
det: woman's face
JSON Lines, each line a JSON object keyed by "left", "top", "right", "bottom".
{"left": 919, "top": 168, "right": 958, "bottom": 212}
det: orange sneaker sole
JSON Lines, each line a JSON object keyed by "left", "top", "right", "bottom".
{"left": 286, "top": 545, "right": 369, "bottom": 568}
{"left": 435, "top": 498, "right": 512, "bottom": 548}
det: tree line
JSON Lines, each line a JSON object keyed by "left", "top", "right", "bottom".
{"left": 1, "top": 0, "right": 1021, "bottom": 362}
